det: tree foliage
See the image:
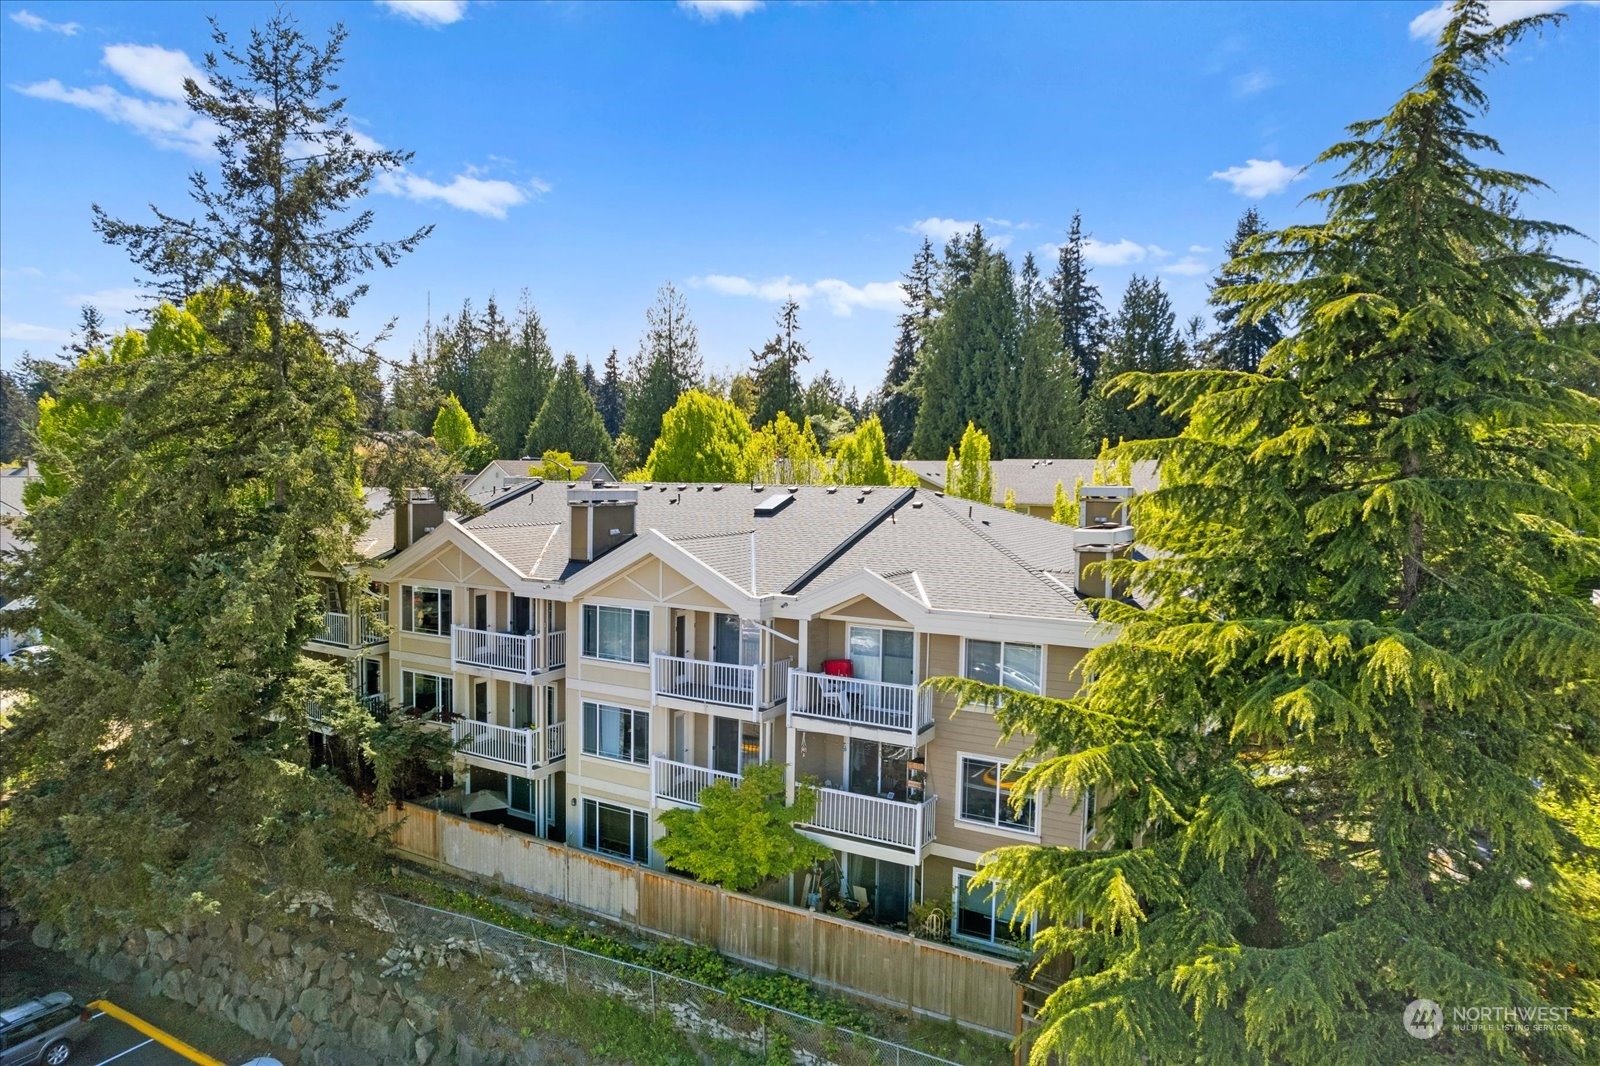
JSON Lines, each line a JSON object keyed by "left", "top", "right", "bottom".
{"left": 1099, "top": 274, "right": 1184, "bottom": 442}
{"left": 750, "top": 298, "right": 809, "bottom": 430}
{"left": 625, "top": 282, "right": 702, "bottom": 456}
{"left": 744, "top": 411, "right": 826, "bottom": 485}
{"left": 1206, "top": 207, "right": 1283, "bottom": 372}
{"left": 432, "top": 393, "right": 496, "bottom": 469}
{"left": 643, "top": 389, "right": 751, "bottom": 483}
{"left": 525, "top": 354, "right": 616, "bottom": 466}
{"left": 875, "top": 238, "right": 936, "bottom": 459}
{"left": 947, "top": 422, "right": 994, "bottom": 503}
{"left": 482, "top": 294, "right": 557, "bottom": 459}
{"left": 932, "top": 8, "right": 1600, "bottom": 1062}
{"left": 829, "top": 415, "right": 916, "bottom": 487}
{"left": 655, "top": 764, "right": 832, "bottom": 893}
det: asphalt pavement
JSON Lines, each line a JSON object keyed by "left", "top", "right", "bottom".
{"left": 57, "top": 1008, "right": 199, "bottom": 1066}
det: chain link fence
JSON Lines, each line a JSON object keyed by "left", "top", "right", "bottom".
{"left": 378, "top": 893, "right": 972, "bottom": 1066}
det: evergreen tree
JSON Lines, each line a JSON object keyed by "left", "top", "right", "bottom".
{"left": 1016, "top": 252, "right": 1089, "bottom": 457}
{"left": 1099, "top": 274, "right": 1183, "bottom": 441}
{"left": 581, "top": 358, "right": 599, "bottom": 398}
{"left": 830, "top": 415, "right": 915, "bottom": 487}
{"left": 1048, "top": 212, "right": 1107, "bottom": 393}
{"left": 1, "top": 11, "right": 448, "bottom": 931}
{"left": 432, "top": 299, "right": 495, "bottom": 426}
{"left": 643, "top": 389, "right": 751, "bottom": 483}
{"left": 877, "top": 238, "right": 937, "bottom": 458}
{"left": 911, "top": 227, "right": 1022, "bottom": 459}
{"left": 525, "top": 354, "right": 616, "bottom": 466}
{"left": 1051, "top": 481, "right": 1071, "bottom": 524}
{"left": 947, "top": 421, "right": 994, "bottom": 503}
{"left": 1206, "top": 206, "right": 1283, "bottom": 372}
{"left": 933, "top": 8, "right": 1600, "bottom": 1062}
{"left": 624, "top": 282, "right": 702, "bottom": 456}
{"left": 0, "top": 370, "right": 29, "bottom": 462}
{"left": 750, "top": 298, "right": 809, "bottom": 428}
{"left": 482, "top": 294, "right": 556, "bottom": 459}
{"left": 595, "top": 347, "right": 626, "bottom": 437}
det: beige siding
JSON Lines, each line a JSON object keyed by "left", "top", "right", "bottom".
{"left": 586, "top": 557, "right": 732, "bottom": 611}
{"left": 1045, "top": 644, "right": 1084, "bottom": 700}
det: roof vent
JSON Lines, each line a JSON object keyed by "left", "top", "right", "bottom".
{"left": 696, "top": 485, "right": 705, "bottom": 491}
{"left": 679, "top": 484, "right": 689, "bottom": 492}
{"left": 788, "top": 486, "right": 799, "bottom": 494}
{"left": 911, "top": 500, "right": 923, "bottom": 509}
{"left": 712, "top": 484, "right": 724, "bottom": 491}
{"left": 593, "top": 478, "right": 607, "bottom": 489}
{"left": 752, "top": 484, "right": 766, "bottom": 493}
{"left": 862, "top": 487, "right": 873, "bottom": 495}
{"left": 934, "top": 491, "right": 945, "bottom": 498}
{"left": 754, "top": 492, "right": 795, "bottom": 518}
{"left": 826, "top": 486, "right": 838, "bottom": 494}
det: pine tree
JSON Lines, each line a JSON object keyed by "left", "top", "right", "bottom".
{"left": 1016, "top": 252, "right": 1088, "bottom": 457}
{"left": 525, "top": 354, "right": 616, "bottom": 466}
{"left": 482, "top": 293, "right": 556, "bottom": 459}
{"left": 624, "top": 282, "right": 702, "bottom": 456}
{"left": 1206, "top": 206, "right": 1283, "bottom": 373}
{"left": 643, "top": 389, "right": 751, "bottom": 482}
{"left": 581, "top": 359, "right": 599, "bottom": 398}
{"left": 433, "top": 298, "right": 495, "bottom": 426}
{"left": 933, "top": 8, "right": 1600, "bottom": 1062}
{"left": 751, "top": 298, "right": 809, "bottom": 429}
{"left": 947, "top": 421, "right": 994, "bottom": 503}
{"left": 878, "top": 238, "right": 937, "bottom": 458}
{"left": 595, "top": 347, "right": 626, "bottom": 437}
{"left": 1099, "top": 274, "right": 1183, "bottom": 441}
{"left": 1049, "top": 212, "right": 1107, "bottom": 393}
{"left": 2, "top": 11, "right": 446, "bottom": 932}
{"left": 0, "top": 370, "right": 29, "bottom": 462}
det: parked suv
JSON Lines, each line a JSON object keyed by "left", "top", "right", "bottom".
{"left": 0, "top": 992, "right": 87, "bottom": 1065}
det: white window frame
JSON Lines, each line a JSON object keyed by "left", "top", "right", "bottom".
{"left": 846, "top": 624, "right": 917, "bottom": 688}
{"left": 581, "top": 603, "right": 651, "bottom": 665}
{"left": 962, "top": 638, "right": 1043, "bottom": 696}
{"left": 581, "top": 797, "right": 650, "bottom": 864}
{"left": 400, "top": 669, "right": 454, "bottom": 718}
{"left": 582, "top": 700, "right": 649, "bottom": 765}
{"left": 955, "top": 751, "right": 1039, "bottom": 838}
{"left": 1080, "top": 785, "right": 1099, "bottom": 848}
{"left": 951, "top": 869, "right": 1035, "bottom": 949}
{"left": 400, "top": 585, "right": 453, "bottom": 636}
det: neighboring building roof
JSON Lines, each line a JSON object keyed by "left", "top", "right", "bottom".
{"left": 436, "top": 480, "right": 1109, "bottom": 623}
{"left": 0, "top": 462, "right": 41, "bottom": 555}
{"left": 355, "top": 487, "right": 395, "bottom": 559}
{"left": 464, "top": 459, "right": 617, "bottom": 504}
{"left": 901, "top": 458, "right": 1159, "bottom": 506}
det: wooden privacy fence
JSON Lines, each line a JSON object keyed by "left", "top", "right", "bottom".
{"left": 381, "top": 803, "right": 1020, "bottom": 1038}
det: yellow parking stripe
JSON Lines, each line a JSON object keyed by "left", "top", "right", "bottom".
{"left": 85, "top": 1001, "right": 225, "bottom": 1066}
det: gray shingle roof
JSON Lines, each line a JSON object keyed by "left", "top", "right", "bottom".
{"left": 901, "top": 458, "right": 1158, "bottom": 506}
{"left": 449, "top": 479, "right": 1109, "bottom": 622}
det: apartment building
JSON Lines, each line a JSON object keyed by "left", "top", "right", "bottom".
{"left": 351, "top": 475, "right": 1134, "bottom": 954}
{"left": 903, "top": 457, "right": 1156, "bottom": 519}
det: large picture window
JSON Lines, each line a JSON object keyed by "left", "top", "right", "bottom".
{"left": 582, "top": 799, "right": 649, "bottom": 863}
{"left": 848, "top": 625, "right": 915, "bottom": 686}
{"left": 959, "top": 756, "right": 1035, "bottom": 833}
{"left": 964, "top": 640, "right": 1042, "bottom": 695}
{"left": 581, "top": 604, "right": 650, "bottom": 665}
{"left": 401, "top": 670, "right": 454, "bottom": 719}
{"left": 582, "top": 701, "right": 649, "bottom": 764}
{"left": 401, "top": 585, "right": 452, "bottom": 636}
{"left": 953, "top": 871, "right": 1032, "bottom": 948}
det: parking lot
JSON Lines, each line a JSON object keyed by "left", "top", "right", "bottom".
{"left": 59, "top": 1005, "right": 213, "bottom": 1066}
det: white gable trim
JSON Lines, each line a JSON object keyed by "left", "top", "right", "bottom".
{"left": 557, "top": 529, "right": 763, "bottom": 617}
{"left": 372, "top": 519, "right": 528, "bottom": 591}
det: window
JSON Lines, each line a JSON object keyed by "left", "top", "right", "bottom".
{"left": 582, "top": 798, "right": 649, "bottom": 863}
{"left": 401, "top": 670, "right": 454, "bottom": 718}
{"left": 959, "top": 756, "right": 1035, "bottom": 833}
{"left": 582, "top": 701, "right": 648, "bottom": 764}
{"left": 965, "top": 640, "right": 1042, "bottom": 695}
{"left": 1081, "top": 786, "right": 1098, "bottom": 846}
{"left": 848, "top": 626, "right": 915, "bottom": 687}
{"left": 953, "top": 870, "right": 1032, "bottom": 947}
{"left": 581, "top": 604, "right": 650, "bottom": 664}
{"left": 401, "top": 585, "right": 452, "bottom": 636}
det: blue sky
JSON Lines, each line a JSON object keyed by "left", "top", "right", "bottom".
{"left": 2, "top": 0, "right": 1596, "bottom": 396}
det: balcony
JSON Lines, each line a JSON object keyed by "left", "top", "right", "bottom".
{"left": 311, "top": 611, "right": 351, "bottom": 647}
{"left": 788, "top": 671, "right": 933, "bottom": 742}
{"left": 451, "top": 625, "right": 568, "bottom": 678}
{"left": 652, "top": 756, "right": 741, "bottom": 807}
{"left": 650, "top": 653, "right": 791, "bottom": 716}
{"left": 802, "top": 788, "right": 938, "bottom": 853}
{"left": 451, "top": 719, "right": 564, "bottom": 776}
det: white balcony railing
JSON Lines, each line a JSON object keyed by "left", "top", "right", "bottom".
{"left": 312, "top": 611, "right": 351, "bottom": 647}
{"left": 788, "top": 672, "right": 931, "bottom": 736}
{"left": 652, "top": 756, "right": 742, "bottom": 807}
{"left": 452, "top": 719, "right": 538, "bottom": 775}
{"left": 803, "top": 788, "right": 937, "bottom": 851}
{"left": 546, "top": 720, "right": 566, "bottom": 761}
{"left": 651, "top": 653, "right": 791, "bottom": 713}
{"left": 358, "top": 610, "right": 388, "bottom": 645}
{"left": 359, "top": 692, "right": 385, "bottom": 713}
{"left": 451, "top": 625, "right": 567, "bottom": 676}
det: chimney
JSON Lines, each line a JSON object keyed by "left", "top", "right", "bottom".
{"left": 1073, "top": 485, "right": 1134, "bottom": 599}
{"left": 394, "top": 489, "right": 445, "bottom": 552}
{"left": 569, "top": 484, "right": 638, "bottom": 563}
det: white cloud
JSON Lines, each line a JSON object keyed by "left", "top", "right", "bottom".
{"left": 1081, "top": 238, "right": 1151, "bottom": 267}
{"left": 101, "top": 44, "right": 209, "bottom": 101}
{"left": 1408, "top": 0, "right": 1587, "bottom": 40}
{"left": 70, "top": 287, "right": 147, "bottom": 316}
{"left": 15, "top": 78, "right": 220, "bottom": 157}
{"left": 1189, "top": 244, "right": 1212, "bottom": 254}
{"left": 1164, "top": 257, "right": 1211, "bottom": 277}
{"left": 0, "top": 317, "right": 70, "bottom": 344}
{"left": 10, "top": 9, "right": 80, "bottom": 34}
{"left": 377, "top": 0, "right": 469, "bottom": 26}
{"left": 374, "top": 171, "right": 537, "bottom": 219}
{"left": 679, "top": 0, "right": 764, "bottom": 20}
{"left": 903, "top": 216, "right": 1018, "bottom": 247}
{"left": 1147, "top": 244, "right": 1172, "bottom": 259}
{"left": 1231, "top": 69, "right": 1275, "bottom": 96}
{"left": 1210, "top": 158, "right": 1306, "bottom": 197}
{"left": 691, "top": 274, "right": 906, "bottom": 316}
